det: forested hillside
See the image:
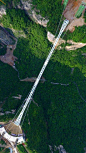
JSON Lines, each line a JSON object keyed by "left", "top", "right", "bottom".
{"left": 32, "top": 0, "right": 64, "bottom": 34}
{"left": 0, "top": 1, "right": 86, "bottom": 153}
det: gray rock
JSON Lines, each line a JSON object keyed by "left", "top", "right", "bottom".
{"left": 47, "top": 32, "right": 86, "bottom": 51}
{"left": 5, "top": 111, "right": 11, "bottom": 114}
{"left": 0, "top": 113, "right": 4, "bottom": 116}
{"left": 58, "top": 145, "right": 67, "bottom": 153}
{"left": 0, "top": 108, "right": 3, "bottom": 111}
{"left": 20, "top": 0, "right": 49, "bottom": 27}
{"left": 82, "top": 53, "right": 86, "bottom": 56}
{"left": 0, "top": 5, "right": 6, "bottom": 17}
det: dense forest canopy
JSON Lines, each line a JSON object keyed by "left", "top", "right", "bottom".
{"left": 1, "top": 9, "right": 30, "bottom": 30}
{"left": 0, "top": 0, "right": 20, "bottom": 6}
{"left": 65, "top": 25, "right": 86, "bottom": 43}
{"left": 84, "top": 10, "right": 86, "bottom": 22}
{"left": 0, "top": 1, "right": 86, "bottom": 153}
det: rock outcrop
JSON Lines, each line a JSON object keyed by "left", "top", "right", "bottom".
{"left": 20, "top": 77, "right": 46, "bottom": 83}
{"left": 47, "top": 31, "right": 86, "bottom": 51}
{"left": 58, "top": 145, "right": 67, "bottom": 153}
{"left": 49, "top": 145, "right": 67, "bottom": 153}
{"left": 0, "top": 44, "right": 18, "bottom": 67}
{"left": 47, "top": 31, "right": 65, "bottom": 49}
{"left": 20, "top": 0, "right": 49, "bottom": 27}
{"left": 66, "top": 40, "right": 86, "bottom": 51}
{"left": 0, "top": 26, "right": 18, "bottom": 67}
{"left": 12, "top": 95, "right": 22, "bottom": 100}
{"left": 0, "top": 109, "right": 16, "bottom": 116}
{"left": 0, "top": 26, "right": 16, "bottom": 45}
{"left": 0, "top": 5, "right": 6, "bottom": 17}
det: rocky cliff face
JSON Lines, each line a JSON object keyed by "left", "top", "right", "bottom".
{"left": 66, "top": 40, "right": 86, "bottom": 51}
{"left": 20, "top": 0, "right": 49, "bottom": 27}
{"left": 0, "top": 26, "right": 18, "bottom": 67}
{"left": 20, "top": 0, "right": 86, "bottom": 32}
{"left": 0, "top": 1, "right": 49, "bottom": 27}
{"left": 0, "top": 5, "right": 6, "bottom": 17}
{"left": 0, "top": 26, "right": 15, "bottom": 45}
{"left": 0, "top": 1, "right": 86, "bottom": 68}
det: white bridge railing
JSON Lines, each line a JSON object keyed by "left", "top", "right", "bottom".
{"left": 14, "top": 19, "right": 69, "bottom": 126}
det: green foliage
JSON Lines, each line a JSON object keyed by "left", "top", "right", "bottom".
{"left": 0, "top": 139, "right": 6, "bottom": 145}
{"left": 17, "top": 144, "right": 28, "bottom": 153}
{"left": 64, "top": 25, "right": 86, "bottom": 43}
{"left": 0, "top": 62, "right": 19, "bottom": 100}
{"left": 0, "top": 5, "right": 86, "bottom": 153}
{"left": 0, "top": 148, "right": 9, "bottom": 153}
{"left": 14, "top": 23, "right": 50, "bottom": 78}
{"left": 84, "top": 10, "right": 86, "bottom": 23}
{"left": 0, "top": 0, "right": 6, "bottom": 5}
{"left": 0, "top": 45, "right": 6, "bottom": 55}
{"left": 2, "top": 0, "right": 20, "bottom": 6}
{"left": 53, "top": 46, "right": 86, "bottom": 77}
{"left": 32, "top": 0, "right": 64, "bottom": 34}
{"left": 23, "top": 103, "right": 48, "bottom": 153}
{"left": 2, "top": 9, "right": 30, "bottom": 30}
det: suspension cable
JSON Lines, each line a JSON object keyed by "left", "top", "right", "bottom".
{"left": 54, "top": 6, "right": 65, "bottom": 38}
{"left": 21, "top": 99, "right": 32, "bottom": 127}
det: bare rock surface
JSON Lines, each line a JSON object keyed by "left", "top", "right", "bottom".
{"left": 12, "top": 95, "right": 22, "bottom": 100}
{"left": 58, "top": 145, "right": 67, "bottom": 153}
{"left": 49, "top": 145, "right": 67, "bottom": 153}
{"left": 20, "top": 0, "right": 49, "bottom": 27}
{"left": 0, "top": 5, "right": 6, "bottom": 17}
{"left": 82, "top": 53, "right": 86, "bottom": 55}
{"left": 0, "top": 26, "right": 15, "bottom": 45}
{"left": 47, "top": 31, "right": 86, "bottom": 51}
{"left": 20, "top": 77, "right": 46, "bottom": 83}
{"left": 84, "top": 147, "right": 86, "bottom": 153}
{"left": 0, "top": 26, "right": 18, "bottom": 67}
{"left": 0, "top": 44, "right": 18, "bottom": 67}
{"left": 11, "top": 28, "right": 26, "bottom": 38}
{"left": 47, "top": 31, "right": 65, "bottom": 49}
{"left": 63, "top": 0, "right": 86, "bottom": 22}
{"left": 66, "top": 17, "right": 86, "bottom": 32}
{"left": 70, "top": 68, "right": 75, "bottom": 75}
{"left": 66, "top": 40, "right": 86, "bottom": 51}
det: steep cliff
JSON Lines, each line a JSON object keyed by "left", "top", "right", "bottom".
{"left": 20, "top": 0, "right": 49, "bottom": 27}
